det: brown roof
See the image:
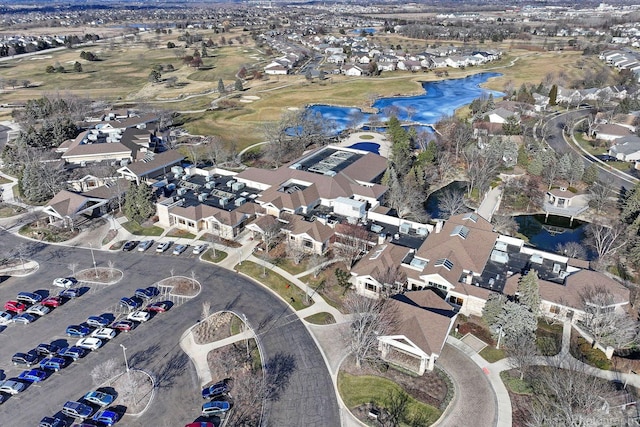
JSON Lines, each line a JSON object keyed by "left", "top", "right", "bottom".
{"left": 169, "top": 202, "right": 249, "bottom": 227}
{"left": 452, "top": 281, "right": 494, "bottom": 300}
{"left": 62, "top": 131, "right": 140, "bottom": 160}
{"left": 83, "top": 179, "right": 128, "bottom": 199}
{"left": 388, "top": 289, "right": 456, "bottom": 356}
{"left": 339, "top": 152, "right": 388, "bottom": 183}
{"left": 416, "top": 213, "right": 498, "bottom": 283}
{"left": 595, "top": 123, "right": 632, "bottom": 137}
{"left": 45, "top": 189, "right": 106, "bottom": 217}
{"left": 124, "top": 150, "right": 184, "bottom": 176}
{"left": 286, "top": 216, "right": 335, "bottom": 243}
{"left": 351, "top": 243, "right": 422, "bottom": 282}
{"left": 548, "top": 188, "right": 578, "bottom": 198}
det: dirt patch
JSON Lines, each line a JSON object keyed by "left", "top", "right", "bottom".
{"left": 76, "top": 267, "right": 123, "bottom": 284}
{"left": 341, "top": 356, "right": 448, "bottom": 410}
{"left": 194, "top": 311, "right": 238, "bottom": 345}
{"left": 157, "top": 276, "right": 200, "bottom": 297}
{"left": 110, "top": 369, "right": 154, "bottom": 416}
{"left": 102, "top": 229, "right": 118, "bottom": 245}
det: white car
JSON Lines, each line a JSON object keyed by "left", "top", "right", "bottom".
{"left": 127, "top": 310, "right": 151, "bottom": 323}
{"left": 26, "top": 304, "right": 51, "bottom": 316}
{"left": 76, "top": 337, "right": 103, "bottom": 351}
{"left": 156, "top": 241, "right": 172, "bottom": 253}
{"left": 91, "top": 328, "right": 116, "bottom": 340}
{"left": 193, "top": 244, "right": 208, "bottom": 255}
{"left": 0, "top": 311, "right": 13, "bottom": 326}
{"left": 138, "top": 240, "right": 154, "bottom": 252}
{"left": 0, "top": 380, "right": 26, "bottom": 395}
{"left": 172, "top": 244, "right": 188, "bottom": 255}
{"left": 53, "top": 278, "right": 75, "bottom": 288}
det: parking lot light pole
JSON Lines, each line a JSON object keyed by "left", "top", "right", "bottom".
{"left": 120, "top": 344, "right": 130, "bottom": 373}
{"left": 89, "top": 243, "right": 98, "bottom": 278}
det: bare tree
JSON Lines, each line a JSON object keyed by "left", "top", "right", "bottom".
{"left": 491, "top": 215, "right": 518, "bottom": 236}
{"left": 91, "top": 358, "right": 120, "bottom": 385}
{"left": 201, "top": 135, "right": 228, "bottom": 167}
{"left": 68, "top": 262, "right": 79, "bottom": 276}
{"left": 585, "top": 220, "right": 627, "bottom": 263}
{"left": 107, "top": 260, "right": 116, "bottom": 278}
{"left": 343, "top": 293, "right": 397, "bottom": 368}
{"left": 307, "top": 253, "right": 326, "bottom": 278}
{"left": 588, "top": 180, "right": 614, "bottom": 214}
{"left": 286, "top": 239, "right": 306, "bottom": 265}
{"left": 118, "top": 370, "right": 144, "bottom": 406}
{"left": 201, "top": 301, "right": 211, "bottom": 321}
{"left": 504, "top": 330, "right": 538, "bottom": 380}
{"left": 373, "top": 264, "right": 407, "bottom": 296}
{"left": 333, "top": 223, "right": 373, "bottom": 270}
{"left": 579, "top": 286, "right": 639, "bottom": 349}
{"left": 437, "top": 187, "right": 467, "bottom": 219}
{"left": 464, "top": 146, "right": 501, "bottom": 198}
{"left": 555, "top": 241, "right": 587, "bottom": 259}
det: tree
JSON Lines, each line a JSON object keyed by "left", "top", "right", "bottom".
{"left": 167, "top": 41, "right": 175, "bottom": 49}
{"left": 384, "top": 389, "right": 410, "bottom": 427}
{"left": 148, "top": 69, "right": 161, "bottom": 83}
{"left": 464, "top": 145, "right": 501, "bottom": 198}
{"left": 123, "top": 182, "right": 155, "bottom": 223}
{"left": 373, "top": 264, "right": 407, "bottom": 296}
{"left": 91, "top": 358, "right": 120, "bottom": 385}
{"left": 383, "top": 166, "right": 429, "bottom": 222}
{"left": 548, "top": 84, "right": 558, "bottom": 106}
{"left": 234, "top": 78, "right": 243, "bottom": 91}
{"left": 491, "top": 215, "right": 518, "bottom": 236}
{"left": 517, "top": 270, "right": 541, "bottom": 316}
{"left": 333, "top": 223, "right": 372, "bottom": 270}
{"left": 585, "top": 220, "right": 627, "bottom": 263}
{"left": 502, "top": 115, "right": 521, "bottom": 135}
{"left": 482, "top": 293, "right": 507, "bottom": 328}
{"left": 588, "top": 180, "right": 613, "bottom": 214}
{"left": 73, "top": 61, "right": 82, "bottom": 73}
{"left": 344, "top": 293, "right": 396, "bottom": 368}
{"left": 335, "top": 268, "right": 352, "bottom": 294}
{"left": 286, "top": 239, "right": 306, "bottom": 265}
{"left": 504, "top": 329, "right": 538, "bottom": 380}
{"left": 555, "top": 241, "right": 587, "bottom": 259}
{"left": 437, "top": 187, "right": 467, "bottom": 219}
{"left": 218, "top": 78, "right": 226, "bottom": 94}
{"left": 582, "top": 162, "right": 599, "bottom": 185}
{"left": 579, "top": 286, "right": 639, "bottom": 349}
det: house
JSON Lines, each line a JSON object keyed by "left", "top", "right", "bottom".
{"left": 264, "top": 62, "right": 288, "bottom": 75}
{"left": 344, "top": 64, "right": 364, "bottom": 76}
{"left": 282, "top": 215, "right": 334, "bottom": 255}
{"left": 594, "top": 123, "right": 633, "bottom": 141}
{"left": 378, "top": 289, "right": 457, "bottom": 374}
{"left": 117, "top": 150, "right": 185, "bottom": 184}
{"left": 532, "top": 93, "right": 550, "bottom": 111}
{"left": 397, "top": 60, "right": 422, "bottom": 72}
{"left": 609, "top": 135, "right": 640, "bottom": 161}
{"left": 43, "top": 189, "right": 112, "bottom": 228}
{"left": 487, "top": 108, "right": 518, "bottom": 124}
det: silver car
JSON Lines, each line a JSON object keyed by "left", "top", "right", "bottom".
{"left": 138, "top": 240, "right": 154, "bottom": 252}
{"left": 0, "top": 380, "right": 26, "bottom": 395}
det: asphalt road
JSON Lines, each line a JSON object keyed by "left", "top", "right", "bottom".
{"left": 543, "top": 109, "right": 638, "bottom": 193}
{"left": 0, "top": 232, "right": 339, "bottom": 427}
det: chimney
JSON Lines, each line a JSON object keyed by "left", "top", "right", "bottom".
{"left": 435, "top": 220, "right": 443, "bottom": 234}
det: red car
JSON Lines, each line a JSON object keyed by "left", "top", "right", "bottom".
{"left": 146, "top": 301, "right": 172, "bottom": 313}
{"left": 185, "top": 423, "right": 214, "bottom": 427}
{"left": 4, "top": 300, "right": 26, "bottom": 313}
{"left": 41, "top": 296, "right": 62, "bottom": 308}
{"left": 111, "top": 320, "right": 135, "bottom": 332}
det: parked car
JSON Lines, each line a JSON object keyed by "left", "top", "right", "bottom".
{"left": 202, "top": 380, "right": 230, "bottom": 399}
{"left": 18, "top": 368, "right": 48, "bottom": 383}
{"left": 201, "top": 400, "right": 231, "bottom": 416}
{"left": 146, "top": 301, "right": 172, "bottom": 313}
{"left": 36, "top": 343, "right": 66, "bottom": 357}
{"left": 155, "top": 241, "right": 172, "bottom": 253}
{"left": 4, "top": 300, "right": 26, "bottom": 313}
{"left": 57, "top": 346, "right": 88, "bottom": 361}
{"left": 92, "top": 409, "right": 120, "bottom": 426}
{"left": 66, "top": 325, "right": 92, "bottom": 337}
{"left": 0, "top": 311, "right": 13, "bottom": 325}
{"left": 110, "top": 320, "right": 135, "bottom": 332}
{"left": 173, "top": 244, "right": 188, "bottom": 255}
{"left": 62, "top": 401, "right": 95, "bottom": 419}
{"left": 185, "top": 423, "right": 215, "bottom": 427}
{"left": 39, "top": 357, "right": 68, "bottom": 372}
{"left": 11, "top": 313, "right": 36, "bottom": 324}
{"left": 75, "top": 337, "right": 103, "bottom": 351}
{"left": 42, "top": 296, "right": 63, "bottom": 308}
{"left": 119, "top": 297, "right": 141, "bottom": 310}
{"left": 12, "top": 350, "right": 40, "bottom": 367}
{"left": 91, "top": 328, "right": 116, "bottom": 340}
{"left": 122, "top": 240, "right": 139, "bottom": 251}
{"left": 83, "top": 390, "right": 116, "bottom": 407}
{"left": 53, "top": 278, "right": 76, "bottom": 288}
{"left": 0, "top": 380, "right": 26, "bottom": 395}
{"left": 27, "top": 304, "right": 51, "bottom": 316}
{"left": 596, "top": 154, "right": 617, "bottom": 162}
{"left": 137, "top": 240, "right": 154, "bottom": 252}
{"left": 134, "top": 286, "right": 159, "bottom": 300}
{"left": 127, "top": 310, "right": 150, "bottom": 323}
{"left": 59, "top": 288, "right": 82, "bottom": 299}
{"left": 39, "top": 416, "right": 68, "bottom": 427}
{"left": 193, "top": 244, "right": 208, "bottom": 255}
{"left": 86, "top": 316, "right": 109, "bottom": 328}
{"left": 0, "top": 392, "right": 7, "bottom": 404}
{"left": 16, "top": 291, "right": 43, "bottom": 305}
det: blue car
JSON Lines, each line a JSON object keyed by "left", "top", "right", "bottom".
{"left": 201, "top": 380, "right": 230, "bottom": 399}
{"left": 86, "top": 316, "right": 110, "bottom": 328}
{"left": 134, "top": 287, "right": 159, "bottom": 300}
{"left": 119, "top": 297, "right": 141, "bottom": 310}
{"left": 92, "top": 409, "right": 120, "bottom": 426}
{"left": 39, "top": 416, "right": 68, "bottom": 427}
{"left": 18, "top": 368, "right": 48, "bottom": 383}
{"left": 39, "top": 356, "right": 68, "bottom": 371}
{"left": 66, "top": 325, "right": 91, "bottom": 337}
{"left": 57, "top": 346, "right": 87, "bottom": 360}
{"left": 16, "top": 291, "right": 43, "bottom": 305}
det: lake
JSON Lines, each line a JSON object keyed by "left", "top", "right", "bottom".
{"left": 515, "top": 214, "right": 590, "bottom": 258}
{"left": 309, "top": 72, "right": 504, "bottom": 134}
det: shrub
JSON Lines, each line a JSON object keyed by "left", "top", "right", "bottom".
{"left": 572, "top": 337, "right": 611, "bottom": 370}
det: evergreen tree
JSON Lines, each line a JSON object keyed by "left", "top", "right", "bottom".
{"left": 582, "top": 163, "right": 599, "bottom": 185}
{"left": 517, "top": 144, "right": 529, "bottom": 167}
{"left": 73, "top": 61, "right": 82, "bottom": 73}
{"left": 218, "top": 78, "right": 226, "bottom": 94}
{"left": 234, "top": 78, "right": 243, "bottom": 91}
{"left": 558, "top": 153, "right": 572, "bottom": 181}
{"left": 518, "top": 270, "right": 541, "bottom": 316}
{"left": 549, "top": 84, "right": 558, "bottom": 106}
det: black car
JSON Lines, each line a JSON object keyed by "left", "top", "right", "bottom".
{"left": 134, "top": 287, "right": 160, "bottom": 300}
{"left": 595, "top": 154, "right": 617, "bottom": 162}
{"left": 36, "top": 343, "right": 66, "bottom": 357}
{"left": 119, "top": 297, "right": 142, "bottom": 310}
{"left": 122, "top": 240, "right": 139, "bottom": 251}
{"left": 39, "top": 416, "right": 68, "bottom": 427}
{"left": 12, "top": 350, "right": 40, "bottom": 367}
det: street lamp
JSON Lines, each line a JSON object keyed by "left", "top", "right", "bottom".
{"left": 496, "top": 325, "right": 504, "bottom": 350}
{"left": 89, "top": 243, "right": 98, "bottom": 278}
{"left": 120, "top": 344, "right": 130, "bottom": 373}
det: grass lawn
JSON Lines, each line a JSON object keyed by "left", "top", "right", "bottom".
{"left": 359, "top": 134, "right": 375, "bottom": 140}
{"left": 236, "top": 261, "right": 312, "bottom": 311}
{"left": 500, "top": 371, "right": 534, "bottom": 395}
{"left": 121, "top": 221, "right": 164, "bottom": 236}
{"left": 338, "top": 372, "right": 441, "bottom": 425}
{"left": 166, "top": 228, "right": 196, "bottom": 239}
{"left": 479, "top": 346, "right": 506, "bottom": 363}
{"left": 0, "top": 176, "right": 11, "bottom": 185}
{"left": 273, "top": 257, "right": 309, "bottom": 276}
{"left": 0, "top": 203, "right": 26, "bottom": 218}
{"left": 304, "top": 312, "right": 336, "bottom": 325}
{"left": 202, "top": 248, "right": 228, "bottom": 263}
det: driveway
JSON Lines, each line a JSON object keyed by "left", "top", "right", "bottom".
{"left": 435, "top": 343, "right": 496, "bottom": 427}
{"left": 0, "top": 231, "right": 339, "bottom": 427}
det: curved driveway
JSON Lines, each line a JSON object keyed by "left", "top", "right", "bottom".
{"left": 0, "top": 231, "right": 339, "bottom": 426}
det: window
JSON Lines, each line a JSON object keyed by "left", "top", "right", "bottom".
{"left": 303, "top": 240, "right": 313, "bottom": 248}
{"left": 435, "top": 258, "right": 454, "bottom": 270}
{"left": 449, "top": 296, "right": 464, "bottom": 306}
{"left": 450, "top": 225, "right": 469, "bottom": 239}
{"left": 549, "top": 305, "right": 560, "bottom": 315}
{"left": 463, "top": 212, "right": 478, "bottom": 223}
{"left": 365, "top": 282, "right": 378, "bottom": 292}
{"left": 428, "top": 281, "right": 448, "bottom": 291}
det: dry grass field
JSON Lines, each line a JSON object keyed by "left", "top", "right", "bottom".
{"left": 0, "top": 26, "right": 597, "bottom": 149}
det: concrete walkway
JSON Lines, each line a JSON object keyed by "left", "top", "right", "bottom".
{"left": 476, "top": 185, "right": 503, "bottom": 222}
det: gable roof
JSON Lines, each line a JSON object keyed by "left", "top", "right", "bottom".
{"left": 388, "top": 289, "right": 456, "bottom": 356}
{"left": 122, "top": 150, "right": 184, "bottom": 177}
{"left": 286, "top": 216, "right": 334, "bottom": 242}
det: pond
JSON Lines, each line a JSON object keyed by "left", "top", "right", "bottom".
{"left": 515, "top": 214, "right": 591, "bottom": 258}
{"left": 425, "top": 181, "right": 470, "bottom": 219}
{"left": 309, "top": 72, "right": 503, "bottom": 134}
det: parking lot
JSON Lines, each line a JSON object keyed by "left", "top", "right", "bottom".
{"left": 0, "top": 231, "right": 339, "bottom": 427}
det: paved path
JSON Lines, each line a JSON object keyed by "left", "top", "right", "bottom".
{"left": 476, "top": 185, "right": 503, "bottom": 222}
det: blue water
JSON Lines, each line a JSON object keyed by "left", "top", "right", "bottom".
{"left": 348, "top": 142, "right": 380, "bottom": 154}
{"left": 515, "top": 215, "right": 591, "bottom": 258}
{"left": 309, "top": 72, "right": 503, "bottom": 134}
{"left": 352, "top": 28, "right": 376, "bottom": 34}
